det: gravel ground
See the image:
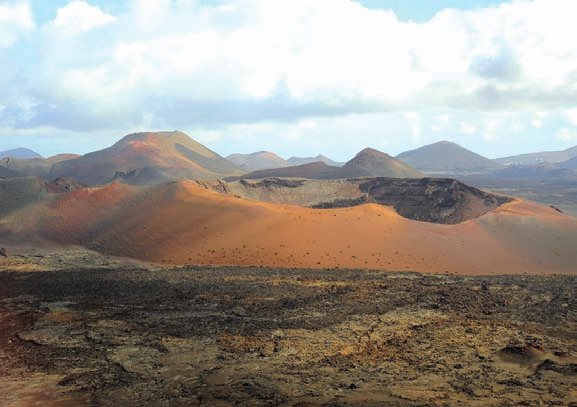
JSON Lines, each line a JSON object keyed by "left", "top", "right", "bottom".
{"left": 1, "top": 256, "right": 576, "bottom": 406}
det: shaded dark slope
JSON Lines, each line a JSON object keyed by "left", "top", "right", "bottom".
{"left": 225, "top": 162, "right": 340, "bottom": 181}
{"left": 0, "top": 165, "right": 24, "bottom": 179}
{"left": 0, "top": 154, "right": 78, "bottom": 178}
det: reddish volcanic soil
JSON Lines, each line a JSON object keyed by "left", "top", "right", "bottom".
{"left": 2, "top": 180, "right": 576, "bottom": 275}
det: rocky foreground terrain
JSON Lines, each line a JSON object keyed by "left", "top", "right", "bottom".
{"left": 1, "top": 251, "right": 576, "bottom": 406}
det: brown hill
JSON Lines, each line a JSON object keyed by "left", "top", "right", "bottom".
{"left": 226, "top": 162, "right": 341, "bottom": 181}
{"left": 226, "top": 152, "right": 343, "bottom": 172}
{"left": 0, "top": 154, "right": 79, "bottom": 178}
{"left": 1, "top": 179, "right": 576, "bottom": 275}
{"left": 341, "top": 148, "right": 424, "bottom": 178}
{"left": 226, "top": 151, "right": 288, "bottom": 171}
{"left": 287, "top": 154, "right": 343, "bottom": 167}
{"left": 50, "top": 131, "right": 244, "bottom": 185}
{"left": 397, "top": 141, "right": 497, "bottom": 173}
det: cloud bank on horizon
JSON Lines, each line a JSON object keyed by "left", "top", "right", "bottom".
{"left": 1, "top": 0, "right": 577, "bottom": 159}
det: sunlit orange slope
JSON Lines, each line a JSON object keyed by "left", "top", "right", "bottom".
{"left": 2, "top": 180, "right": 576, "bottom": 275}
{"left": 49, "top": 131, "right": 244, "bottom": 185}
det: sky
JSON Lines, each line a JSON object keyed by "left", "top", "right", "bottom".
{"left": 1, "top": 0, "right": 577, "bottom": 160}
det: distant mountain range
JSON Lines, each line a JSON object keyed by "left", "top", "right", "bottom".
{"left": 226, "top": 151, "right": 288, "bottom": 171}
{"left": 287, "top": 154, "right": 343, "bottom": 167}
{"left": 230, "top": 141, "right": 577, "bottom": 179}
{"left": 227, "top": 148, "right": 423, "bottom": 181}
{"left": 489, "top": 162, "right": 577, "bottom": 180}
{"left": 495, "top": 145, "right": 577, "bottom": 166}
{"left": 394, "top": 141, "right": 577, "bottom": 181}
{"left": 0, "top": 154, "right": 80, "bottom": 178}
{"left": 226, "top": 151, "right": 343, "bottom": 171}
{"left": 2, "top": 133, "right": 577, "bottom": 184}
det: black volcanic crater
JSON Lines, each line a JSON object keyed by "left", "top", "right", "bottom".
{"left": 200, "top": 177, "right": 513, "bottom": 225}
{"left": 359, "top": 177, "right": 511, "bottom": 224}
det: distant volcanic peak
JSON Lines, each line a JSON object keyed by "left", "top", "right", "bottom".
{"left": 49, "top": 130, "right": 242, "bottom": 186}
{"left": 397, "top": 140, "right": 495, "bottom": 172}
{"left": 115, "top": 130, "right": 239, "bottom": 173}
{"left": 0, "top": 147, "right": 43, "bottom": 159}
{"left": 256, "top": 151, "right": 279, "bottom": 157}
{"left": 225, "top": 160, "right": 340, "bottom": 181}
{"left": 346, "top": 148, "right": 404, "bottom": 167}
{"left": 121, "top": 130, "right": 186, "bottom": 143}
{"left": 343, "top": 147, "right": 423, "bottom": 178}
{"left": 246, "top": 151, "right": 286, "bottom": 162}
{"left": 409, "top": 140, "right": 469, "bottom": 154}
{"left": 119, "top": 131, "right": 216, "bottom": 158}
{"left": 345, "top": 148, "right": 390, "bottom": 166}
{"left": 287, "top": 154, "right": 342, "bottom": 167}
{"left": 355, "top": 147, "right": 390, "bottom": 158}
{"left": 301, "top": 161, "right": 332, "bottom": 169}
{"left": 226, "top": 151, "right": 288, "bottom": 171}
{"left": 123, "top": 131, "right": 171, "bottom": 146}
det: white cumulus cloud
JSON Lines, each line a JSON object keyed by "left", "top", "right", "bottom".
{"left": 2, "top": 0, "right": 577, "bottom": 157}
{"left": 52, "top": 1, "right": 116, "bottom": 35}
{"left": 0, "top": 1, "right": 35, "bottom": 47}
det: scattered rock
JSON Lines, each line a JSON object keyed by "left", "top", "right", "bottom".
{"left": 535, "top": 359, "right": 577, "bottom": 376}
{"left": 45, "top": 177, "right": 87, "bottom": 193}
{"left": 550, "top": 205, "right": 563, "bottom": 213}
